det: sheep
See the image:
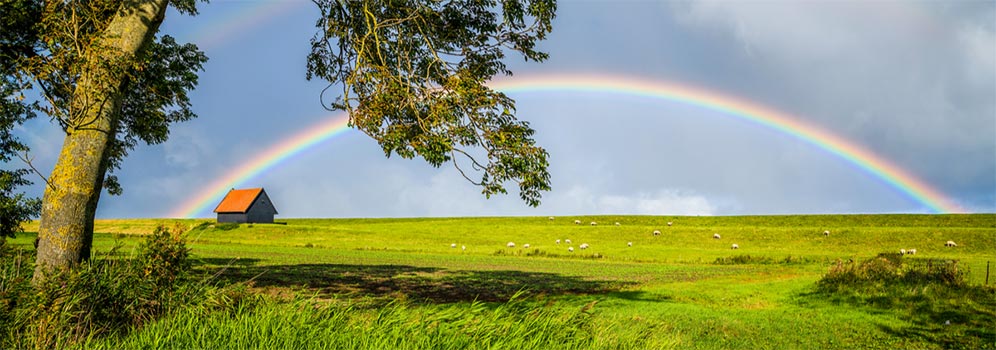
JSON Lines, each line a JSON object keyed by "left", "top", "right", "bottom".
{"left": 652, "top": 230, "right": 661, "bottom": 236}
{"left": 574, "top": 220, "right": 581, "bottom": 225}
{"left": 451, "top": 243, "right": 457, "bottom": 248}
{"left": 579, "top": 243, "right": 589, "bottom": 250}
{"left": 823, "top": 230, "right": 830, "bottom": 237}
{"left": 565, "top": 239, "right": 572, "bottom": 244}
{"left": 523, "top": 243, "right": 531, "bottom": 249}
{"left": 590, "top": 221, "right": 597, "bottom": 226}
{"left": 614, "top": 222, "right": 621, "bottom": 226}
{"left": 945, "top": 240, "right": 957, "bottom": 247}
{"left": 900, "top": 248, "right": 907, "bottom": 255}
{"left": 507, "top": 242, "right": 516, "bottom": 248}
{"left": 731, "top": 243, "right": 739, "bottom": 249}
{"left": 908, "top": 248, "right": 916, "bottom": 255}
{"left": 548, "top": 216, "right": 555, "bottom": 221}
{"left": 713, "top": 233, "right": 721, "bottom": 239}
{"left": 667, "top": 221, "right": 673, "bottom": 227}
{"left": 568, "top": 247, "right": 574, "bottom": 252}
{"left": 555, "top": 239, "right": 561, "bottom": 244}
{"left": 627, "top": 242, "right": 633, "bottom": 247}
{"left": 461, "top": 245, "right": 466, "bottom": 251}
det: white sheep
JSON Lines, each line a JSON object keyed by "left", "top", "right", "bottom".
{"left": 590, "top": 221, "right": 597, "bottom": 226}
{"left": 507, "top": 242, "right": 516, "bottom": 248}
{"left": 451, "top": 243, "right": 457, "bottom": 248}
{"left": 523, "top": 243, "right": 531, "bottom": 249}
{"left": 462, "top": 245, "right": 466, "bottom": 251}
{"left": 653, "top": 230, "right": 661, "bottom": 236}
{"left": 568, "top": 247, "right": 574, "bottom": 252}
{"left": 731, "top": 243, "right": 739, "bottom": 249}
{"left": 945, "top": 240, "right": 957, "bottom": 247}
{"left": 900, "top": 248, "right": 907, "bottom": 255}
{"left": 614, "top": 222, "right": 621, "bottom": 226}
{"left": 667, "top": 221, "right": 673, "bottom": 227}
{"left": 574, "top": 220, "right": 581, "bottom": 225}
{"left": 565, "top": 239, "right": 572, "bottom": 244}
{"left": 579, "top": 243, "right": 589, "bottom": 249}
{"left": 908, "top": 248, "right": 916, "bottom": 255}
{"left": 823, "top": 230, "right": 830, "bottom": 236}
{"left": 713, "top": 233, "right": 721, "bottom": 239}
{"left": 627, "top": 242, "right": 633, "bottom": 247}
{"left": 549, "top": 216, "right": 555, "bottom": 220}
{"left": 555, "top": 239, "right": 561, "bottom": 244}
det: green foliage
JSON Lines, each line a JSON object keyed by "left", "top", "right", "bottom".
{"left": 713, "top": 255, "right": 822, "bottom": 265}
{"left": 308, "top": 0, "right": 556, "bottom": 206}
{"left": 13, "top": 0, "right": 206, "bottom": 196}
{"left": 816, "top": 254, "right": 996, "bottom": 349}
{"left": 0, "top": 243, "right": 33, "bottom": 335}
{"left": 0, "top": 172, "right": 40, "bottom": 239}
{"left": 91, "top": 292, "right": 679, "bottom": 350}
{"left": 188, "top": 221, "right": 240, "bottom": 231}
{"left": 818, "top": 253, "right": 967, "bottom": 291}
{"left": 0, "top": 225, "right": 199, "bottom": 349}
{"left": 5, "top": 215, "right": 995, "bottom": 348}
{"left": 0, "top": 0, "right": 42, "bottom": 239}
{"left": 214, "top": 222, "right": 240, "bottom": 231}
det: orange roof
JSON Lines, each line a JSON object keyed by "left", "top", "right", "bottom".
{"left": 213, "top": 188, "right": 263, "bottom": 213}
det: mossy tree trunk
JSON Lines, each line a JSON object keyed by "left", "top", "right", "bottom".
{"left": 33, "top": 0, "right": 170, "bottom": 284}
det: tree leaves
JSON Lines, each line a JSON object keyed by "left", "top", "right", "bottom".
{"left": 308, "top": 0, "right": 556, "bottom": 206}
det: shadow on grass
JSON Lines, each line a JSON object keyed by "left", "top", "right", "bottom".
{"left": 193, "top": 257, "right": 261, "bottom": 266}
{"left": 803, "top": 254, "right": 996, "bottom": 349}
{"left": 870, "top": 286, "right": 996, "bottom": 349}
{"left": 205, "top": 263, "right": 635, "bottom": 304}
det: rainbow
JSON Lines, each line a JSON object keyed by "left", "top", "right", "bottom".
{"left": 171, "top": 116, "right": 352, "bottom": 218}
{"left": 171, "top": 74, "right": 964, "bottom": 217}
{"left": 170, "top": 1, "right": 308, "bottom": 50}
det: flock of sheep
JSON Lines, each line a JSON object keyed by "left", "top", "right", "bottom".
{"left": 447, "top": 217, "right": 962, "bottom": 255}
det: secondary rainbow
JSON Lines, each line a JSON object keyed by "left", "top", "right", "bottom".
{"left": 171, "top": 74, "right": 964, "bottom": 217}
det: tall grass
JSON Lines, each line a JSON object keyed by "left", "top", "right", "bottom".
{"left": 816, "top": 253, "right": 996, "bottom": 349}
{"left": 90, "top": 292, "right": 680, "bottom": 350}
{"left": 0, "top": 225, "right": 203, "bottom": 349}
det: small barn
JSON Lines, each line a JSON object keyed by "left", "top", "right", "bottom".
{"left": 213, "top": 188, "right": 278, "bottom": 224}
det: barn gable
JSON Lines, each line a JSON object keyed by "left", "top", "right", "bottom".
{"left": 214, "top": 188, "right": 278, "bottom": 223}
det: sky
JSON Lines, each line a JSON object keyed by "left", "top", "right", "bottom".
{"left": 13, "top": 0, "right": 996, "bottom": 218}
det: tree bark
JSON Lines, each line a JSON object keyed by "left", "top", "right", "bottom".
{"left": 33, "top": 0, "right": 169, "bottom": 283}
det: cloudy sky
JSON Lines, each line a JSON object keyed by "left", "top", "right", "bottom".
{"left": 15, "top": 0, "right": 995, "bottom": 218}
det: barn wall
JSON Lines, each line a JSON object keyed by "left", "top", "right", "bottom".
{"left": 245, "top": 190, "right": 277, "bottom": 223}
{"left": 217, "top": 213, "right": 247, "bottom": 223}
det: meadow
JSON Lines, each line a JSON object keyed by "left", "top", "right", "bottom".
{"left": 6, "top": 214, "right": 996, "bottom": 349}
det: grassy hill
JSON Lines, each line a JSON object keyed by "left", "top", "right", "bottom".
{"left": 7, "top": 214, "right": 995, "bottom": 349}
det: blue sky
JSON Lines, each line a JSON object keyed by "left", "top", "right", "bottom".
{"left": 14, "top": 0, "right": 996, "bottom": 218}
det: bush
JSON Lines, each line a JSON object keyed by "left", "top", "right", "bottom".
{"left": 214, "top": 222, "right": 240, "bottom": 231}
{"left": 818, "top": 253, "right": 966, "bottom": 292}
{"left": 0, "top": 225, "right": 202, "bottom": 349}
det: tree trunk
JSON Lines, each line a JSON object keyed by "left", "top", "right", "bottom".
{"left": 33, "top": 0, "right": 169, "bottom": 284}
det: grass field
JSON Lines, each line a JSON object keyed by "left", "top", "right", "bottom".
{"left": 9, "top": 214, "right": 996, "bottom": 349}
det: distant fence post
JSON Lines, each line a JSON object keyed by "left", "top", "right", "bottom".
{"left": 986, "top": 261, "right": 990, "bottom": 286}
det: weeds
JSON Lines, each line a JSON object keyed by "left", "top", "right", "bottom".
{"left": 0, "top": 225, "right": 202, "bottom": 349}
{"left": 713, "top": 255, "right": 822, "bottom": 265}
{"left": 815, "top": 253, "right": 996, "bottom": 349}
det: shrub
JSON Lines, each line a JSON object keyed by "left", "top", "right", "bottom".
{"left": 818, "top": 253, "right": 966, "bottom": 292}
{"left": 214, "top": 222, "right": 240, "bottom": 231}
{"left": 0, "top": 225, "right": 201, "bottom": 349}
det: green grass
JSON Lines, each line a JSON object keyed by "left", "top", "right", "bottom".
{"left": 8, "top": 214, "right": 996, "bottom": 349}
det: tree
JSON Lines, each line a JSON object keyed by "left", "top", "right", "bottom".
{"left": 19, "top": 0, "right": 555, "bottom": 283}
{"left": 308, "top": 0, "right": 554, "bottom": 206}
{"left": 0, "top": 0, "right": 43, "bottom": 241}
{"left": 15, "top": 0, "right": 206, "bottom": 282}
